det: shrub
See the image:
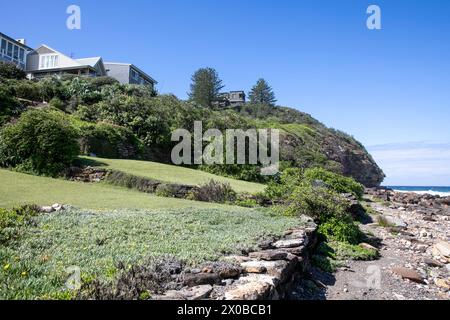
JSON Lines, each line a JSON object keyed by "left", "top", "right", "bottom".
{"left": 318, "top": 217, "right": 363, "bottom": 244}
{"left": 0, "top": 86, "right": 22, "bottom": 125}
{"left": 304, "top": 167, "right": 364, "bottom": 199}
{"left": 0, "top": 62, "right": 26, "bottom": 80}
{"left": 0, "top": 108, "right": 79, "bottom": 176}
{"left": 88, "top": 76, "right": 119, "bottom": 89}
{"left": 188, "top": 180, "right": 237, "bottom": 203}
{"left": 104, "top": 170, "right": 160, "bottom": 193}
{"left": 264, "top": 168, "right": 303, "bottom": 200}
{"left": 77, "top": 122, "right": 142, "bottom": 159}
{"left": 283, "top": 185, "right": 349, "bottom": 223}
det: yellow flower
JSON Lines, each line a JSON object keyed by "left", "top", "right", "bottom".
{"left": 3, "top": 264, "right": 10, "bottom": 271}
{"left": 21, "top": 271, "right": 28, "bottom": 277}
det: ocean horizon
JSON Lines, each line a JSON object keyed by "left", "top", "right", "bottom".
{"left": 385, "top": 186, "right": 450, "bottom": 196}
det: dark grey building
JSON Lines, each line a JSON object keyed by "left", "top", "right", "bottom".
{"left": 104, "top": 62, "right": 157, "bottom": 89}
{"left": 0, "top": 32, "right": 33, "bottom": 70}
{"left": 216, "top": 91, "right": 246, "bottom": 107}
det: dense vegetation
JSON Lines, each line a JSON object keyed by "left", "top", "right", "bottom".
{"left": 0, "top": 63, "right": 384, "bottom": 186}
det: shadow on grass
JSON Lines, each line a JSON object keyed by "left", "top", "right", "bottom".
{"left": 74, "top": 157, "right": 109, "bottom": 168}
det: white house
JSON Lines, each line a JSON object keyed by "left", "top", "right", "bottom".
{"left": 26, "top": 44, "right": 107, "bottom": 79}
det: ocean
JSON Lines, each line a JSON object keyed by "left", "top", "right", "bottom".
{"left": 386, "top": 186, "right": 450, "bottom": 197}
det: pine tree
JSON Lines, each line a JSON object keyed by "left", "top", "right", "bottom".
{"left": 248, "top": 79, "right": 277, "bottom": 106}
{"left": 188, "top": 68, "right": 224, "bottom": 107}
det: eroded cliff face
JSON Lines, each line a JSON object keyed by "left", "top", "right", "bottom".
{"left": 321, "top": 133, "right": 385, "bottom": 187}
{"left": 275, "top": 108, "right": 385, "bottom": 187}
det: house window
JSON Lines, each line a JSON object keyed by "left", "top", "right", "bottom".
{"left": 1, "top": 39, "right": 6, "bottom": 55}
{"left": 7, "top": 42, "right": 13, "bottom": 57}
{"left": 19, "top": 48, "right": 25, "bottom": 62}
{"left": 13, "top": 45, "right": 19, "bottom": 60}
{"left": 40, "top": 55, "right": 59, "bottom": 69}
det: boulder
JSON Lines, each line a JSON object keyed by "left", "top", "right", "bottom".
{"left": 392, "top": 267, "right": 425, "bottom": 284}
{"left": 433, "top": 241, "right": 450, "bottom": 258}
{"left": 224, "top": 274, "right": 277, "bottom": 300}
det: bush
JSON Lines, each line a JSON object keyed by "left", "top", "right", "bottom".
{"left": 104, "top": 170, "right": 160, "bottom": 193}
{"left": 0, "top": 108, "right": 79, "bottom": 176}
{"left": 188, "top": 180, "right": 237, "bottom": 203}
{"left": 0, "top": 62, "right": 26, "bottom": 80}
{"left": 0, "top": 86, "right": 22, "bottom": 125}
{"left": 0, "top": 205, "right": 40, "bottom": 245}
{"left": 283, "top": 185, "right": 349, "bottom": 223}
{"left": 318, "top": 217, "right": 363, "bottom": 244}
{"left": 264, "top": 168, "right": 303, "bottom": 200}
{"left": 77, "top": 122, "right": 142, "bottom": 159}
{"left": 304, "top": 167, "right": 364, "bottom": 199}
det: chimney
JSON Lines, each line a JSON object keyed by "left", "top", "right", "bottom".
{"left": 16, "top": 39, "right": 26, "bottom": 45}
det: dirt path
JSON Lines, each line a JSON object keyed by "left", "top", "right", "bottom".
{"left": 291, "top": 199, "right": 450, "bottom": 300}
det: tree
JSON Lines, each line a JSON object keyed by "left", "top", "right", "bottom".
{"left": 189, "top": 67, "right": 224, "bottom": 107}
{"left": 0, "top": 62, "right": 26, "bottom": 80}
{"left": 248, "top": 78, "right": 277, "bottom": 106}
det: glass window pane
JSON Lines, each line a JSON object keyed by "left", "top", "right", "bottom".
{"left": 1, "top": 39, "right": 6, "bottom": 54}
{"left": 7, "top": 42, "right": 13, "bottom": 56}
{"left": 19, "top": 48, "right": 24, "bottom": 62}
{"left": 13, "top": 46, "right": 19, "bottom": 59}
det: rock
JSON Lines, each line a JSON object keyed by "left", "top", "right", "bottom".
{"left": 162, "top": 285, "right": 213, "bottom": 300}
{"left": 434, "top": 278, "right": 450, "bottom": 290}
{"left": 241, "top": 261, "right": 267, "bottom": 274}
{"left": 223, "top": 255, "right": 251, "bottom": 263}
{"left": 278, "top": 246, "right": 305, "bottom": 256}
{"left": 51, "top": 203, "right": 63, "bottom": 211}
{"left": 218, "top": 267, "right": 242, "bottom": 279}
{"left": 433, "top": 241, "right": 450, "bottom": 258}
{"left": 273, "top": 239, "right": 304, "bottom": 249}
{"left": 225, "top": 275, "right": 274, "bottom": 300}
{"left": 419, "top": 229, "right": 428, "bottom": 238}
{"left": 183, "top": 273, "right": 221, "bottom": 287}
{"left": 41, "top": 206, "right": 54, "bottom": 213}
{"left": 249, "top": 250, "right": 288, "bottom": 261}
{"left": 359, "top": 243, "right": 378, "bottom": 252}
{"left": 392, "top": 267, "right": 425, "bottom": 284}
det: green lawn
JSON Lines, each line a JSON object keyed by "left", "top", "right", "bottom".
{"left": 0, "top": 169, "right": 231, "bottom": 210}
{"left": 81, "top": 156, "right": 266, "bottom": 194}
{"left": 0, "top": 207, "right": 299, "bottom": 299}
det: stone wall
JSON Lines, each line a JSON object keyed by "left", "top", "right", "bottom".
{"left": 155, "top": 219, "right": 318, "bottom": 300}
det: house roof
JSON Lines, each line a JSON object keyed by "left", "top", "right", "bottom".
{"left": 30, "top": 44, "right": 83, "bottom": 67}
{"left": 104, "top": 62, "right": 157, "bottom": 84}
{"left": 76, "top": 57, "right": 102, "bottom": 68}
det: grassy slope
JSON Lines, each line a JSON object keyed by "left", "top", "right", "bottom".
{"left": 81, "top": 156, "right": 266, "bottom": 194}
{"left": 0, "top": 169, "right": 232, "bottom": 210}
{"left": 0, "top": 207, "right": 299, "bottom": 299}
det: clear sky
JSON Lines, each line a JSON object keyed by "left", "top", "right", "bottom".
{"left": 1, "top": 0, "right": 449, "bottom": 185}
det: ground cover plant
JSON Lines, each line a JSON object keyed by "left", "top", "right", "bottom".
{"left": 0, "top": 206, "right": 299, "bottom": 299}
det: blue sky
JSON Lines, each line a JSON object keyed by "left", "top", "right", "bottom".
{"left": 1, "top": 0, "right": 449, "bottom": 185}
